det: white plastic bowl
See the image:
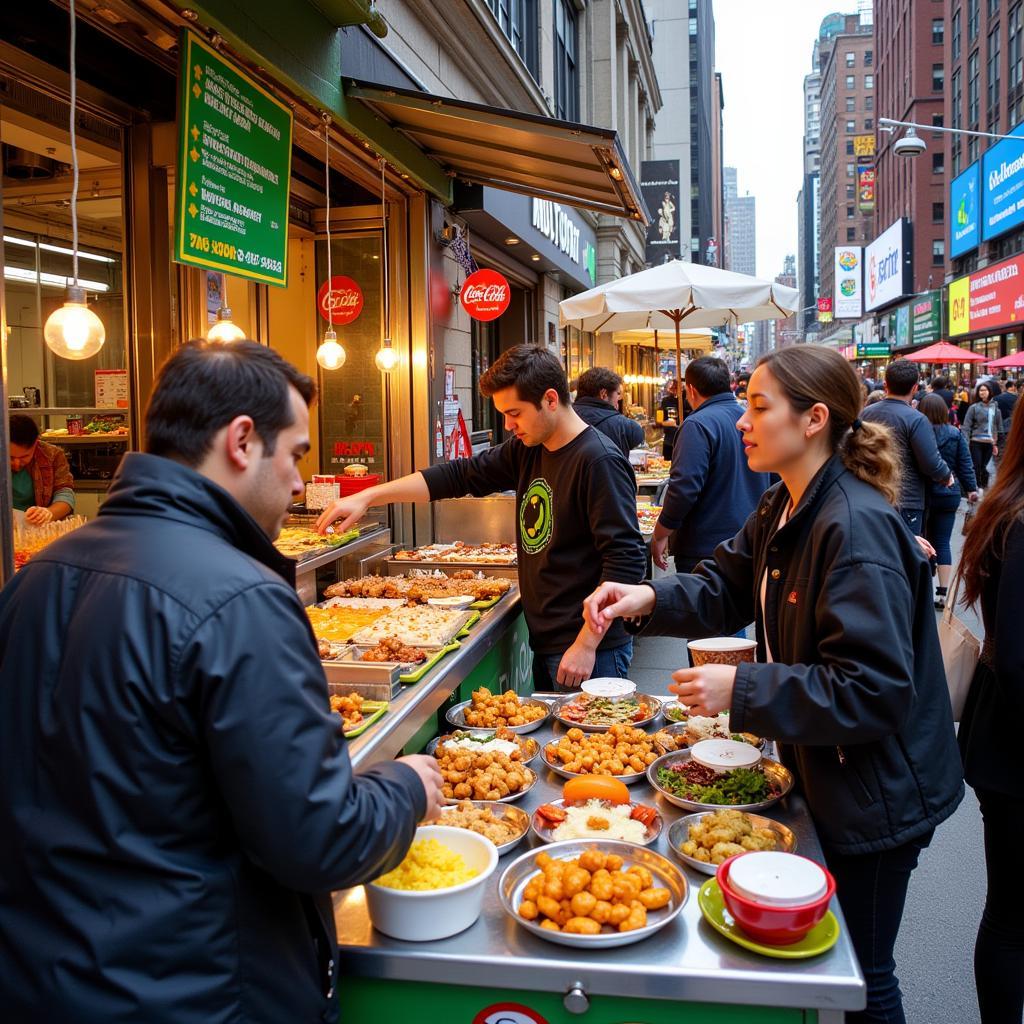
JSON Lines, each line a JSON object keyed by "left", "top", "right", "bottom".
{"left": 690, "top": 738, "right": 762, "bottom": 774}
{"left": 581, "top": 677, "right": 637, "bottom": 699}
{"left": 365, "top": 825, "right": 498, "bottom": 941}
{"left": 727, "top": 851, "right": 828, "bottom": 907}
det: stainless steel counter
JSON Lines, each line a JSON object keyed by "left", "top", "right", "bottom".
{"left": 335, "top": 690, "right": 866, "bottom": 1014}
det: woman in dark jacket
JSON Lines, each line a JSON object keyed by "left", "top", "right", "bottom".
{"left": 962, "top": 382, "right": 1005, "bottom": 492}
{"left": 918, "top": 393, "right": 978, "bottom": 609}
{"left": 585, "top": 345, "right": 963, "bottom": 1024}
{"left": 957, "top": 409, "right": 1024, "bottom": 1024}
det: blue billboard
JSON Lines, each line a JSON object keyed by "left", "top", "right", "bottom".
{"left": 982, "top": 121, "right": 1024, "bottom": 241}
{"left": 950, "top": 163, "right": 980, "bottom": 257}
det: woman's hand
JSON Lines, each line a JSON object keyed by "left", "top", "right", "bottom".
{"left": 582, "top": 582, "right": 656, "bottom": 637}
{"left": 24, "top": 506, "right": 54, "bottom": 526}
{"left": 669, "top": 664, "right": 737, "bottom": 717}
{"left": 914, "top": 535, "right": 936, "bottom": 560}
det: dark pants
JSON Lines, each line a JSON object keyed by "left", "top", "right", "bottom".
{"left": 821, "top": 829, "right": 934, "bottom": 1024}
{"left": 531, "top": 639, "right": 633, "bottom": 691}
{"left": 975, "top": 787, "right": 1024, "bottom": 1023}
{"left": 970, "top": 440, "right": 995, "bottom": 488}
{"left": 925, "top": 495, "right": 960, "bottom": 565}
{"left": 897, "top": 507, "right": 924, "bottom": 535}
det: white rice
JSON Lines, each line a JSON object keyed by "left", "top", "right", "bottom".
{"left": 551, "top": 799, "right": 647, "bottom": 843}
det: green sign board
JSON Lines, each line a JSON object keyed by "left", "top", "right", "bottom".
{"left": 174, "top": 30, "right": 292, "bottom": 286}
{"left": 911, "top": 289, "right": 942, "bottom": 346}
{"left": 856, "top": 343, "right": 892, "bottom": 358}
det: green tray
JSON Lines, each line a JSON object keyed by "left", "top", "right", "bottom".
{"left": 342, "top": 700, "right": 388, "bottom": 739}
{"left": 400, "top": 640, "right": 461, "bottom": 684}
{"left": 456, "top": 611, "right": 482, "bottom": 638}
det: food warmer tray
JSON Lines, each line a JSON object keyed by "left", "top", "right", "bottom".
{"left": 445, "top": 696, "right": 551, "bottom": 734}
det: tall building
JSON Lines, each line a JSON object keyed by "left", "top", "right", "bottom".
{"left": 775, "top": 255, "right": 799, "bottom": 345}
{"left": 817, "top": 12, "right": 875, "bottom": 304}
{"left": 797, "top": 35, "right": 823, "bottom": 335}
{"left": 724, "top": 168, "right": 756, "bottom": 277}
{"left": 873, "top": 0, "right": 946, "bottom": 293}
{"left": 648, "top": 0, "right": 721, "bottom": 263}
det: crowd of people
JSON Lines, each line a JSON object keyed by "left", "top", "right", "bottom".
{"left": 0, "top": 339, "right": 1020, "bottom": 1024}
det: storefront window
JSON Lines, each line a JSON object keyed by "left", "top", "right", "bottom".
{"left": 471, "top": 319, "right": 500, "bottom": 442}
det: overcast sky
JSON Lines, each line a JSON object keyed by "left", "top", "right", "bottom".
{"left": 714, "top": 0, "right": 868, "bottom": 281}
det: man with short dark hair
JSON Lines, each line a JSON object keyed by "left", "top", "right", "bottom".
{"left": 651, "top": 356, "right": 771, "bottom": 572}
{"left": 929, "top": 375, "right": 955, "bottom": 413}
{"left": 659, "top": 378, "right": 681, "bottom": 458}
{"left": 8, "top": 413, "right": 75, "bottom": 524}
{"left": 318, "top": 344, "right": 646, "bottom": 689}
{"left": 572, "top": 366, "right": 645, "bottom": 456}
{"left": 995, "top": 378, "right": 1017, "bottom": 430}
{"left": 861, "top": 357, "right": 953, "bottom": 533}
{"left": 0, "top": 340, "right": 442, "bottom": 1023}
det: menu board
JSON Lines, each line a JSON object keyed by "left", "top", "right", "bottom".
{"left": 94, "top": 369, "right": 129, "bottom": 409}
{"left": 174, "top": 30, "right": 292, "bottom": 286}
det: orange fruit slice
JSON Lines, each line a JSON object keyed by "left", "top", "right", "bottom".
{"left": 562, "top": 775, "right": 630, "bottom": 805}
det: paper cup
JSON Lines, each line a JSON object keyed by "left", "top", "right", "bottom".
{"left": 687, "top": 637, "right": 757, "bottom": 667}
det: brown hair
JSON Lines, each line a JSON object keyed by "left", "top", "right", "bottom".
{"left": 958, "top": 408, "right": 1024, "bottom": 606}
{"left": 918, "top": 393, "right": 951, "bottom": 427}
{"left": 479, "top": 344, "right": 570, "bottom": 406}
{"left": 757, "top": 346, "right": 902, "bottom": 505}
{"left": 575, "top": 366, "right": 622, "bottom": 399}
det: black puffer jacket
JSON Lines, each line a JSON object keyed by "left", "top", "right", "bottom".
{"left": 640, "top": 455, "right": 964, "bottom": 855}
{"left": 0, "top": 453, "right": 425, "bottom": 1023}
{"left": 572, "top": 396, "right": 645, "bottom": 456}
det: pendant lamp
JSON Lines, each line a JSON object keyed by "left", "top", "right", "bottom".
{"left": 316, "top": 119, "right": 346, "bottom": 370}
{"left": 374, "top": 158, "right": 397, "bottom": 373}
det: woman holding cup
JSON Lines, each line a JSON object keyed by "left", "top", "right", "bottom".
{"left": 584, "top": 345, "right": 962, "bottom": 1024}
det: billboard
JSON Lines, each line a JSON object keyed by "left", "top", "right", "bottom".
{"left": 833, "top": 246, "right": 863, "bottom": 318}
{"left": 948, "top": 252, "right": 1024, "bottom": 336}
{"left": 950, "top": 163, "right": 981, "bottom": 258}
{"left": 981, "top": 120, "right": 1024, "bottom": 241}
{"left": 858, "top": 168, "right": 876, "bottom": 212}
{"left": 853, "top": 134, "right": 876, "bottom": 158}
{"left": 640, "top": 160, "right": 682, "bottom": 264}
{"left": 865, "top": 219, "right": 912, "bottom": 312}
{"left": 912, "top": 290, "right": 943, "bottom": 346}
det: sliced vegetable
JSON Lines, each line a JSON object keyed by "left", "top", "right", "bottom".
{"left": 629, "top": 804, "right": 658, "bottom": 828}
{"left": 536, "top": 803, "right": 568, "bottom": 824}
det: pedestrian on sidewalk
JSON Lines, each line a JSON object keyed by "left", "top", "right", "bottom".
{"left": 961, "top": 382, "right": 1005, "bottom": 493}
{"left": 918, "top": 394, "right": 978, "bottom": 609}
{"left": 572, "top": 366, "right": 645, "bottom": 457}
{"left": 584, "top": 345, "right": 963, "bottom": 1024}
{"left": 957, "top": 406, "right": 1024, "bottom": 1024}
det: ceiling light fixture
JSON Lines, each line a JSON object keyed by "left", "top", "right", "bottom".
{"left": 504, "top": 236, "right": 520, "bottom": 245}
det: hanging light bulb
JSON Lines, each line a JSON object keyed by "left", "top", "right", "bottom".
{"left": 316, "top": 327, "right": 347, "bottom": 370}
{"left": 44, "top": 0, "right": 105, "bottom": 361}
{"left": 375, "top": 336, "right": 398, "bottom": 372}
{"left": 206, "top": 305, "right": 246, "bottom": 343}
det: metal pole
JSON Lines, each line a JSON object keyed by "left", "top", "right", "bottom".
{"left": 674, "top": 315, "right": 683, "bottom": 421}
{"left": 0, "top": 183, "right": 15, "bottom": 585}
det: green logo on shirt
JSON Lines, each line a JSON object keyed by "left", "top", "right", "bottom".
{"left": 520, "top": 478, "right": 553, "bottom": 554}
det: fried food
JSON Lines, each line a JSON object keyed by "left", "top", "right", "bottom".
{"left": 359, "top": 636, "right": 428, "bottom": 663}
{"left": 329, "top": 691, "right": 365, "bottom": 730}
{"left": 679, "top": 809, "right": 780, "bottom": 864}
{"left": 306, "top": 605, "right": 392, "bottom": 644}
{"left": 462, "top": 688, "right": 547, "bottom": 729}
{"left": 440, "top": 800, "right": 526, "bottom": 846}
{"left": 394, "top": 542, "right": 517, "bottom": 564}
{"left": 324, "top": 572, "right": 511, "bottom": 604}
{"left": 350, "top": 605, "right": 469, "bottom": 647}
{"left": 433, "top": 742, "right": 535, "bottom": 801}
{"left": 544, "top": 724, "right": 659, "bottom": 777}
{"left": 517, "top": 850, "right": 671, "bottom": 933}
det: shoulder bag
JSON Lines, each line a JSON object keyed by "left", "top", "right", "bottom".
{"left": 938, "top": 573, "right": 980, "bottom": 721}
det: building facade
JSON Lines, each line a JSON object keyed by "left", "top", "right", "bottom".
{"left": 724, "top": 168, "right": 756, "bottom": 278}
{"left": 798, "top": 36, "right": 823, "bottom": 336}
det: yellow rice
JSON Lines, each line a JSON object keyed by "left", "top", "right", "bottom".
{"left": 374, "top": 838, "right": 478, "bottom": 891}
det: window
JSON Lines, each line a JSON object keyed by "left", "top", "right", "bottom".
{"left": 933, "top": 202, "right": 945, "bottom": 222}
{"left": 933, "top": 63, "right": 945, "bottom": 91}
{"left": 952, "top": 68, "right": 963, "bottom": 129}
{"left": 846, "top": 119, "right": 856, "bottom": 133}
{"left": 847, "top": 205, "right": 855, "bottom": 218}
{"left": 847, "top": 227, "right": 856, "bottom": 241}
{"left": 933, "top": 151, "right": 946, "bottom": 174}
{"left": 988, "top": 25, "right": 1002, "bottom": 129}
{"left": 846, "top": 51, "right": 855, "bottom": 66}
{"left": 486, "top": 0, "right": 537, "bottom": 74}
{"left": 865, "top": 117, "right": 874, "bottom": 130}
{"left": 846, "top": 74, "right": 856, "bottom": 89}
{"left": 953, "top": 8, "right": 963, "bottom": 59}
{"left": 933, "top": 112, "right": 945, "bottom": 128}
{"left": 969, "top": 135, "right": 979, "bottom": 162}
{"left": 553, "top": 0, "right": 578, "bottom": 121}
{"left": 969, "top": 0, "right": 979, "bottom": 41}
{"left": 846, "top": 183, "right": 856, "bottom": 198}
{"left": 1012, "top": 5, "right": 1024, "bottom": 89}
{"left": 846, "top": 162, "right": 855, "bottom": 177}
{"left": 689, "top": 17, "right": 697, "bottom": 35}
{"left": 846, "top": 96, "right": 856, "bottom": 111}
{"left": 932, "top": 18, "right": 945, "bottom": 45}
{"left": 846, "top": 140, "right": 855, "bottom": 154}
{"left": 969, "top": 49, "right": 980, "bottom": 123}
{"left": 866, "top": 95, "right": 874, "bottom": 110}
{"left": 932, "top": 240, "right": 946, "bottom": 265}
{"left": 865, "top": 74, "right": 874, "bottom": 89}
{"left": 864, "top": 50, "right": 873, "bottom": 66}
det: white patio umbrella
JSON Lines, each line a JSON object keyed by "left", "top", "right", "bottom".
{"left": 559, "top": 259, "right": 800, "bottom": 390}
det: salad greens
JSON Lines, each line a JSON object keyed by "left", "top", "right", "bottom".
{"left": 656, "top": 764, "right": 773, "bottom": 805}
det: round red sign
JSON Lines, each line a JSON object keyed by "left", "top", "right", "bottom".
{"left": 460, "top": 269, "right": 511, "bottom": 322}
{"left": 317, "top": 275, "right": 364, "bottom": 325}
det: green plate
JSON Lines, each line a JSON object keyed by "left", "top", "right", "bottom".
{"left": 456, "top": 611, "right": 482, "bottom": 638}
{"left": 399, "top": 640, "right": 461, "bottom": 684}
{"left": 697, "top": 878, "right": 840, "bottom": 960}
{"left": 342, "top": 701, "right": 388, "bottom": 739}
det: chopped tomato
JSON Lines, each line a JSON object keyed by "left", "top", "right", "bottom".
{"left": 630, "top": 804, "right": 658, "bottom": 828}
{"left": 536, "top": 803, "right": 568, "bottom": 823}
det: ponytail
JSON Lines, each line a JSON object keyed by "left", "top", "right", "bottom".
{"left": 841, "top": 419, "right": 902, "bottom": 506}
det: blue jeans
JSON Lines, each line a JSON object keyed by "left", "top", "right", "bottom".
{"left": 925, "top": 498, "right": 959, "bottom": 565}
{"left": 532, "top": 639, "right": 633, "bottom": 691}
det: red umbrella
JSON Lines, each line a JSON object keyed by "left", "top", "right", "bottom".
{"left": 908, "top": 340, "right": 987, "bottom": 363}
{"left": 984, "top": 352, "right": 1024, "bottom": 368}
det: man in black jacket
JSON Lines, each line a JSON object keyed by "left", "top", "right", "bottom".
{"left": 0, "top": 341, "right": 443, "bottom": 1024}
{"left": 572, "top": 366, "right": 645, "bottom": 456}
{"left": 318, "top": 345, "right": 646, "bottom": 689}
{"left": 861, "top": 358, "right": 952, "bottom": 534}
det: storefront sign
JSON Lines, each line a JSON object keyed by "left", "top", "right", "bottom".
{"left": 833, "top": 247, "right": 863, "bottom": 318}
{"left": 206, "top": 271, "right": 224, "bottom": 324}
{"left": 865, "top": 219, "right": 912, "bottom": 312}
{"left": 857, "top": 342, "right": 892, "bottom": 358}
{"left": 640, "top": 160, "right": 682, "bottom": 264}
{"left": 853, "top": 134, "right": 876, "bottom": 158}
{"left": 174, "top": 30, "right": 292, "bottom": 285}
{"left": 912, "top": 290, "right": 942, "bottom": 346}
{"left": 981, "top": 120, "right": 1024, "bottom": 241}
{"left": 317, "top": 275, "right": 364, "bottom": 325}
{"left": 460, "top": 269, "right": 511, "bottom": 321}
{"left": 858, "top": 168, "right": 876, "bottom": 213}
{"left": 531, "top": 199, "right": 581, "bottom": 264}
{"left": 948, "top": 252, "right": 1024, "bottom": 336}
{"left": 94, "top": 369, "right": 129, "bottom": 409}
{"left": 442, "top": 397, "right": 472, "bottom": 460}
{"left": 950, "top": 162, "right": 981, "bottom": 258}
{"left": 895, "top": 304, "right": 911, "bottom": 349}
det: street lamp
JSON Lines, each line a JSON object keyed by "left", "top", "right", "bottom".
{"left": 879, "top": 117, "right": 1024, "bottom": 155}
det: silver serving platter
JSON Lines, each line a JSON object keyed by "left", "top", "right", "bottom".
{"left": 647, "top": 749, "right": 794, "bottom": 812}
{"left": 426, "top": 730, "right": 541, "bottom": 766}
{"left": 498, "top": 839, "right": 688, "bottom": 949}
{"left": 530, "top": 799, "right": 663, "bottom": 847}
{"left": 539, "top": 742, "right": 648, "bottom": 785}
{"left": 654, "top": 720, "right": 766, "bottom": 752}
{"left": 438, "top": 800, "right": 530, "bottom": 856}
{"left": 445, "top": 696, "right": 550, "bottom": 734}
{"left": 442, "top": 766, "right": 539, "bottom": 805}
{"left": 667, "top": 812, "right": 797, "bottom": 875}
{"left": 551, "top": 692, "right": 664, "bottom": 732}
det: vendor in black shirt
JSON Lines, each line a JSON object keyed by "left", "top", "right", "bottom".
{"left": 659, "top": 380, "right": 680, "bottom": 459}
{"left": 316, "top": 345, "right": 646, "bottom": 689}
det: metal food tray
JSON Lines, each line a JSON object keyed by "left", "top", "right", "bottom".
{"left": 530, "top": 798, "right": 664, "bottom": 847}
{"left": 446, "top": 696, "right": 551, "bottom": 734}
{"left": 551, "top": 692, "right": 664, "bottom": 733}
{"left": 348, "top": 608, "right": 475, "bottom": 649}
{"left": 498, "top": 839, "right": 688, "bottom": 949}
{"left": 384, "top": 558, "right": 518, "bottom": 580}
{"left": 647, "top": 750, "right": 795, "bottom": 812}
{"left": 667, "top": 812, "right": 797, "bottom": 876}
{"left": 426, "top": 731, "right": 541, "bottom": 766}
{"left": 540, "top": 744, "right": 648, "bottom": 785}
{"left": 437, "top": 801, "right": 530, "bottom": 857}
{"left": 326, "top": 678, "right": 399, "bottom": 703}
{"left": 323, "top": 661, "right": 402, "bottom": 700}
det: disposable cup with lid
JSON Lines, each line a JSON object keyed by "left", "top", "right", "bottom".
{"left": 727, "top": 852, "right": 829, "bottom": 908}
{"left": 581, "top": 677, "right": 637, "bottom": 700}
{"left": 690, "top": 738, "right": 762, "bottom": 773}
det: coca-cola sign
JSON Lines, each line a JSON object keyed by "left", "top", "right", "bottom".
{"left": 317, "top": 275, "right": 364, "bottom": 325}
{"left": 460, "top": 269, "right": 511, "bottom": 322}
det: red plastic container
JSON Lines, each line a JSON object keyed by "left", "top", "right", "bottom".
{"left": 337, "top": 473, "right": 380, "bottom": 496}
{"left": 716, "top": 854, "right": 836, "bottom": 946}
